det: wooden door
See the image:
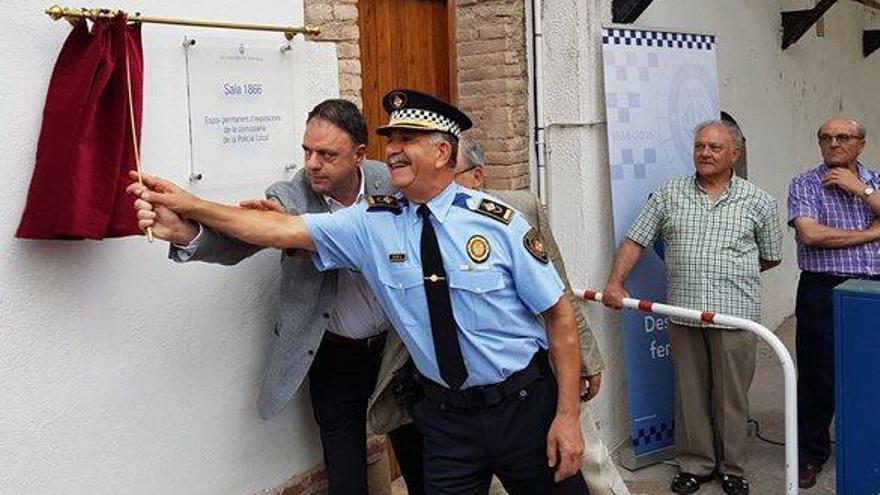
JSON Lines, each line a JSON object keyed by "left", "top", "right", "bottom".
{"left": 359, "top": 0, "right": 457, "bottom": 160}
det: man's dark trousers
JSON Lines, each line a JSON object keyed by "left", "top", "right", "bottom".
{"left": 411, "top": 354, "right": 590, "bottom": 495}
{"left": 797, "top": 270, "right": 880, "bottom": 467}
{"left": 388, "top": 422, "right": 426, "bottom": 495}
{"left": 796, "top": 271, "right": 843, "bottom": 468}
{"left": 309, "top": 332, "right": 386, "bottom": 494}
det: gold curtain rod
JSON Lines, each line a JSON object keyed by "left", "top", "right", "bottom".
{"left": 45, "top": 5, "right": 320, "bottom": 40}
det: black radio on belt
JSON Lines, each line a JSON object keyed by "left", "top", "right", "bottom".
{"left": 391, "top": 359, "right": 424, "bottom": 412}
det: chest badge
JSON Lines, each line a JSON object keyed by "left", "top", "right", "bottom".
{"left": 523, "top": 227, "right": 549, "bottom": 264}
{"left": 389, "top": 252, "right": 407, "bottom": 263}
{"left": 466, "top": 235, "right": 491, "bottom": 263}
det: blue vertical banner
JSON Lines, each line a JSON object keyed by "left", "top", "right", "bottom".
{"left": 601, "top": 28, "right": 719, "bottom": 463}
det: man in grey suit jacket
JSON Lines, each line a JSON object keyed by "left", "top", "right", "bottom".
{"left": 147, "top": 99, "right": 422, "bottom": 495}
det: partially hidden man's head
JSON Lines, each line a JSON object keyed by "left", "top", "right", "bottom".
{"left": 453, "top": 135, "right": 486, "bottom": 190}
{"left": 692, "top": 120, "right": 743, "bottom": 180}
{"left": 302, "top": 99, "right": 367, "bottom": 197}
{"left": 376, "top": 89, "right": 472, "bottom": 196}
{"left": 817, "top": 118, "right": 866, "bottom": 169}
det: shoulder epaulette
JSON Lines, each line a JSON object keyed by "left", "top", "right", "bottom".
{"left": 473, "top": 198, "right": 514, "bottom": 225}
{"left": 366, "top": 195, "right": 402, "bottom": 213}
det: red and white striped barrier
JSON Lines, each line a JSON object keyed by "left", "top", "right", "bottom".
{"left": 578, "top": 289, "right": 799, "bottom": 495}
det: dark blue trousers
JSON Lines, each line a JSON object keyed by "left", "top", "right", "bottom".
{"left": 388, "top": 422, "right": 427, "bottom": 495}
{"left": 411, "top": 371, "right": 590, "bottom": 495}
{"left": 796, "top": 271, "right": 842, "bottom": 467}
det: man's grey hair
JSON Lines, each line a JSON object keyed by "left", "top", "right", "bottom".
{"left": 694, "top": 120, "right": 745, "bottom": 149}
{"left": 816, "top": 119, "right": 866, "bottom": 139}
{"left": 458, "top": 136, "right": 486, "bottom": 170}
{"left": 428, "top": 132, "right": 459, "bottom": 169}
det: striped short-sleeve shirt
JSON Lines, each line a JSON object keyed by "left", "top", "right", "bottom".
{"left": 787, "top": 163, "right": 880, "bottom": 276}
{"left": 627, "top": 175, "right": 782, "bottom": 326}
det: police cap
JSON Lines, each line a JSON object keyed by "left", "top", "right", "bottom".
{"left": 376, "top": 89, "right": 473, "bottom": 139}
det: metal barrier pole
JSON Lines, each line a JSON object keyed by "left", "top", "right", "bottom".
{"left": 577, "top": 289, "right": 798, "bottom": 495}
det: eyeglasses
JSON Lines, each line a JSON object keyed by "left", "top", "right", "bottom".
{"left": 818, "top": 134, "right": 863, "bottom": 144}
{"left": 454, "top": 166, "right": 479, "bottom": 177}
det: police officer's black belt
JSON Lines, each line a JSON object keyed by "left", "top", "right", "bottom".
{"left": 419, "top": 351, "right": 548, "bottom": 410}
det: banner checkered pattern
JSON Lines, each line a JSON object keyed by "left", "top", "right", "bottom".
{"left": 603, "top": 28, "right": 715, "bottom": 50}
{"left": 632, "top": 420, "right": 674, "bottom": 448}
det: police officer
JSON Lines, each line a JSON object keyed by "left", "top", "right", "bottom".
{"left": 129, "top": 89, "right": 589, "bottom": 494}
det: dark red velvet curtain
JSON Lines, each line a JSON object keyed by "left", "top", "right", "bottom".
{"left": 17, "top": 15, "right": 143, "bottom": 240}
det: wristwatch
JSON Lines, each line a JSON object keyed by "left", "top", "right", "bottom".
{"left": 863, "top": 186, "right": 876, "bottom": 199}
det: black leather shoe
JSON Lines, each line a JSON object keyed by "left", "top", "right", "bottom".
{"left": 670, "top": 472, "right": 715, "bottom": 494}
{"left": 719, "top": 474, "right": 749, "bottom": 495}
{"left": 799, "top": 463, "right": 822, "bottom": 489}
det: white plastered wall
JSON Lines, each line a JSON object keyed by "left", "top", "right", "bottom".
{"left": 541, "top": 0, "right": 880, "bottom": 450}
{"left": 0, "top": 1, "right": 338, "bottom": 493}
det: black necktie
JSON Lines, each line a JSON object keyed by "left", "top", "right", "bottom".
{"left": 418, "top": 205, "right": 468, "bottom": 389}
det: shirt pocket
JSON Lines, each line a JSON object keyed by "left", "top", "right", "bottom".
{"left": 447, "top": 269, "right": 506, "bottom": 329}
{"left": 376, "top": 266, "right": 425, "bottom": 327}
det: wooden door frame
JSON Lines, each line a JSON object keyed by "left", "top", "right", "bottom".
{"left": 446, "top": 0, "right": 459, "bottom": 105}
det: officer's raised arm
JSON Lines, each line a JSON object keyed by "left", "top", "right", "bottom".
{"left": 127, "top": 172, "right": 315, "bottom": 251}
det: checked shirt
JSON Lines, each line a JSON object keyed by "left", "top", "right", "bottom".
{"left": 627, "top": 175, "right": 782, "bottom": 327}
{"left": 787, "top": 163, "right": 880, "bottom": 277}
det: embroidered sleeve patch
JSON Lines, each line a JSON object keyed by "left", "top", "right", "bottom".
{"left": 523, "top": 227, "right": 549, "bottom": 264}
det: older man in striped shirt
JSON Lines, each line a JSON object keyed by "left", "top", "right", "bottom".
{"left": 788, "top": 117, "right": 880, "bottom": 489}
{"left": 603, "top": 120, "right": 782, "bottom": 495}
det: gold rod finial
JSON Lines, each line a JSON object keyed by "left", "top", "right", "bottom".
{"left": 44, "top": 5, "right": 320, "bottom": 38}
{"left": 45, "top": 5, "right": 64, "bottom": 21}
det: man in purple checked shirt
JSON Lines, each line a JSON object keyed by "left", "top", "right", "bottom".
{"left": 788, "top": 117, "right": 880, "bottom": 489}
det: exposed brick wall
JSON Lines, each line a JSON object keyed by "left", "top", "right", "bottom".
{"left": 303, "top": 0, "right": 363, "bottom": 108}
{"left": 456, "top": 0, "right": 531, "bottom": 190}
{"left": 304, "top": 0, "right": 530, "bottom": 191}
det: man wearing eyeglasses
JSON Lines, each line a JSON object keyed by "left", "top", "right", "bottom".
{"left": 788, "top": 118, "right": 880, "bottom": 489}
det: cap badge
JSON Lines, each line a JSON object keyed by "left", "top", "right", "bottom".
{"left": 391, "top": 92, "right": 407, "bottom": 109}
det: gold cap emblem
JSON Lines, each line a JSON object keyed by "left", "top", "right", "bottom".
{"left": 391, "top": 92, "right": 407, "bottom": 109}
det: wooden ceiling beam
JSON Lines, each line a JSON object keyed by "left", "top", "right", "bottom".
{"left": 612, "top": 0, "right": 654, "bottom": 24}
{"left": 781, "top": 0, "right": 838, "bottom": 50}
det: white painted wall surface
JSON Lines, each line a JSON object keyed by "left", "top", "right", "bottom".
{"left": 1, "top": 1, "right": 338, "bottom": 493}
{"left": 541, "top": 0, "right": 879, "bottom": 450}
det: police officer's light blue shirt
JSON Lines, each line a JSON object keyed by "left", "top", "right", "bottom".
{"left": 303, "top": 182, "right": 565, "bottom": 388}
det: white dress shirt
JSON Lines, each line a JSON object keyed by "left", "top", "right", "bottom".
{"left": 175, "top": 168, "right": 391, "bottom": 339}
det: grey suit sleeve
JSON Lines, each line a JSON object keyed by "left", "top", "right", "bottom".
{"left": 168, "top": 181, "right": 297, "bottom": 265}
{"left": 168, "top": 225, "right": 264, "bottom": 265}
